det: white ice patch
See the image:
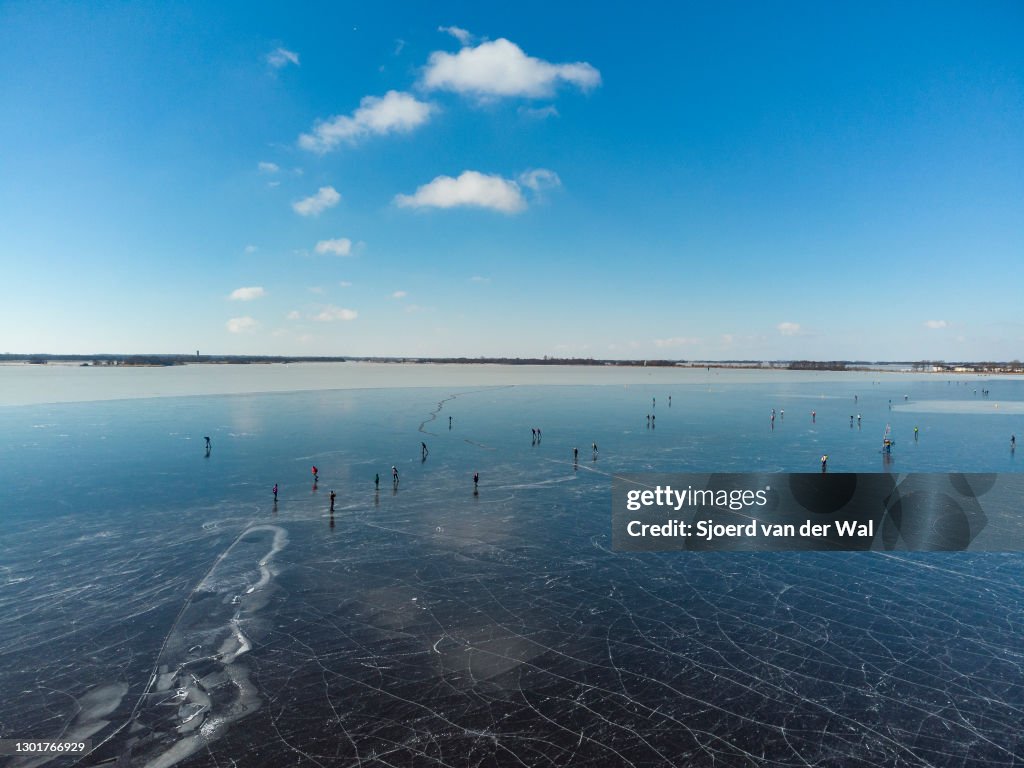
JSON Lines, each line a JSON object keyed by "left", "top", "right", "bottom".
{"left": 896, "top": 400, "right": 1024, "bottom": 414}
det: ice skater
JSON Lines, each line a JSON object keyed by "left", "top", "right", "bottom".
{"left": 449, "top": 416, "right": 452, "bottom": 429}
{"left": 392, "top": 465, "right": 399, "bottom": 484}
{"left": 573, "top": 447, "right": 579, "bottom": 462}
{"left": 273, "top": 483, "right": 278, "bottom": 500}
{"left": 811, "top": 410, "right": 816, "bottom": 422}
{"left": 473, "top": 471, "right": 479, "bottom": 488}
{"left": 421, "top": 442, "right": 429, "bottom": 459}
{"left": 330, "top": 490, "right": 336, "bottom": 511}
{"left": 592, "top": 442, "right": 598, "bottom": 456}
{"left": 204, "top": 436, "right": 211, "bottom": 455}
{"left": 821, "top": 455, "right": 828, "bottom": 472}
{"left": 312, "top": 465, "right": 318, "bottom": 481}
{"left": 375, "top": 472, "right": 380, "bottom": 490}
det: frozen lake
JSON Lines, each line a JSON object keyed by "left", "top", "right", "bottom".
{"left": 1, "top": 367, "right": 1022, "bottom": 766}
{"left": 1, "top": 360, "right": 1012, "bottom": 407}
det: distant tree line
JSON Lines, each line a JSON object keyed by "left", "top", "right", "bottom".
{"left": 911, "top": 360, "right": 1024, "bottom": 373}
{"left": 787, "top": 361, "right": 849, "bottom": 370}
{"left": 2, "top": 354, "right": 1022, "bottom": 371}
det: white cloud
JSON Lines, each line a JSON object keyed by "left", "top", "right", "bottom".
{"left": 395, "top": 170, "right": 525, "bottom": 213}
{"left": 438, "top": 25, "right": 473, "bottom": 45}
{"left": 267, "top": 47, "right": 300, "bottom": 68}
{"left": 286, "top": 310, "right": 301, "bottom": 320}
{"left": 518, "top": 168, "right": 561, "bottom": 191}
{"left": 469, "top": 275, "right": 490, "bottom": 283}
{"left": 339, "top": 281, "right": 352, "bottom": 288}
{"left": 654, "top": 337, "right": 701, "bottom": 348}
{"left": 925, "top": 319, "right": 948, "bottom": 329}
{"left": 421, "top": 38, "right": 601, "bottom": 99}
{"left": 257, "top": 161, "right": 279, "bottom": 173}
{"left": 777, "top": 322, "right": 802, "bottom": 336}
{"left": 228, "top": 286, "right": 266, "bottom": 301}
{"left": 298, "top": 91, "right": 434, "bottom": 153}
{"left": 292, "top": 186, "right": 340, "bottom": 216}
{"left": 244, "top": 244, "right": 258, "bottom": 254}
{"left": 226, "top": 316, "right": 259, "bottom": 333}
{"left": 314, "top": 237, "right": 353, "bottom": 256}
{"left": 314, "top": 306, "right": 358, "bottom": 322}
{"left": 392, "top": 290, "right": 407, "bottom": 299}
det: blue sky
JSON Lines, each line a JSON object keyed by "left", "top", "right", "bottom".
{"left": 1, "top": 1, "right": 1021, "bottom": 360}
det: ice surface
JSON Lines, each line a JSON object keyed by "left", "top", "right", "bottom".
{"left": 1, "top": 375, "right": 1022, "bottom": 766}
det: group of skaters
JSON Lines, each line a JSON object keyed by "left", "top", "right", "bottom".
{"left": 250, "top": 391, "right": 1022, "bottom": 504}
{"left": 262, "top": 394, "right": 672, "bottom": 506}
{"left": 268, "top": 437, "right": 486, "bottom": 507}
{"left": 812, "top": 392, "right": 1018, "bottom": 472}
{"left": 265, "top": 419, "right": 614, "bottom": 509}
{"left": 644, "top": 395, "right": 670, "bottom": 428}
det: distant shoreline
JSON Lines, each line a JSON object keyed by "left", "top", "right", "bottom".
{"left": 1, "top": 354, "right": 1021, "bottom": 374}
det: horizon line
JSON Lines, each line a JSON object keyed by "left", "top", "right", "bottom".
{"left": 3, "top": 353, "right": 1022, "bottom": 368}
